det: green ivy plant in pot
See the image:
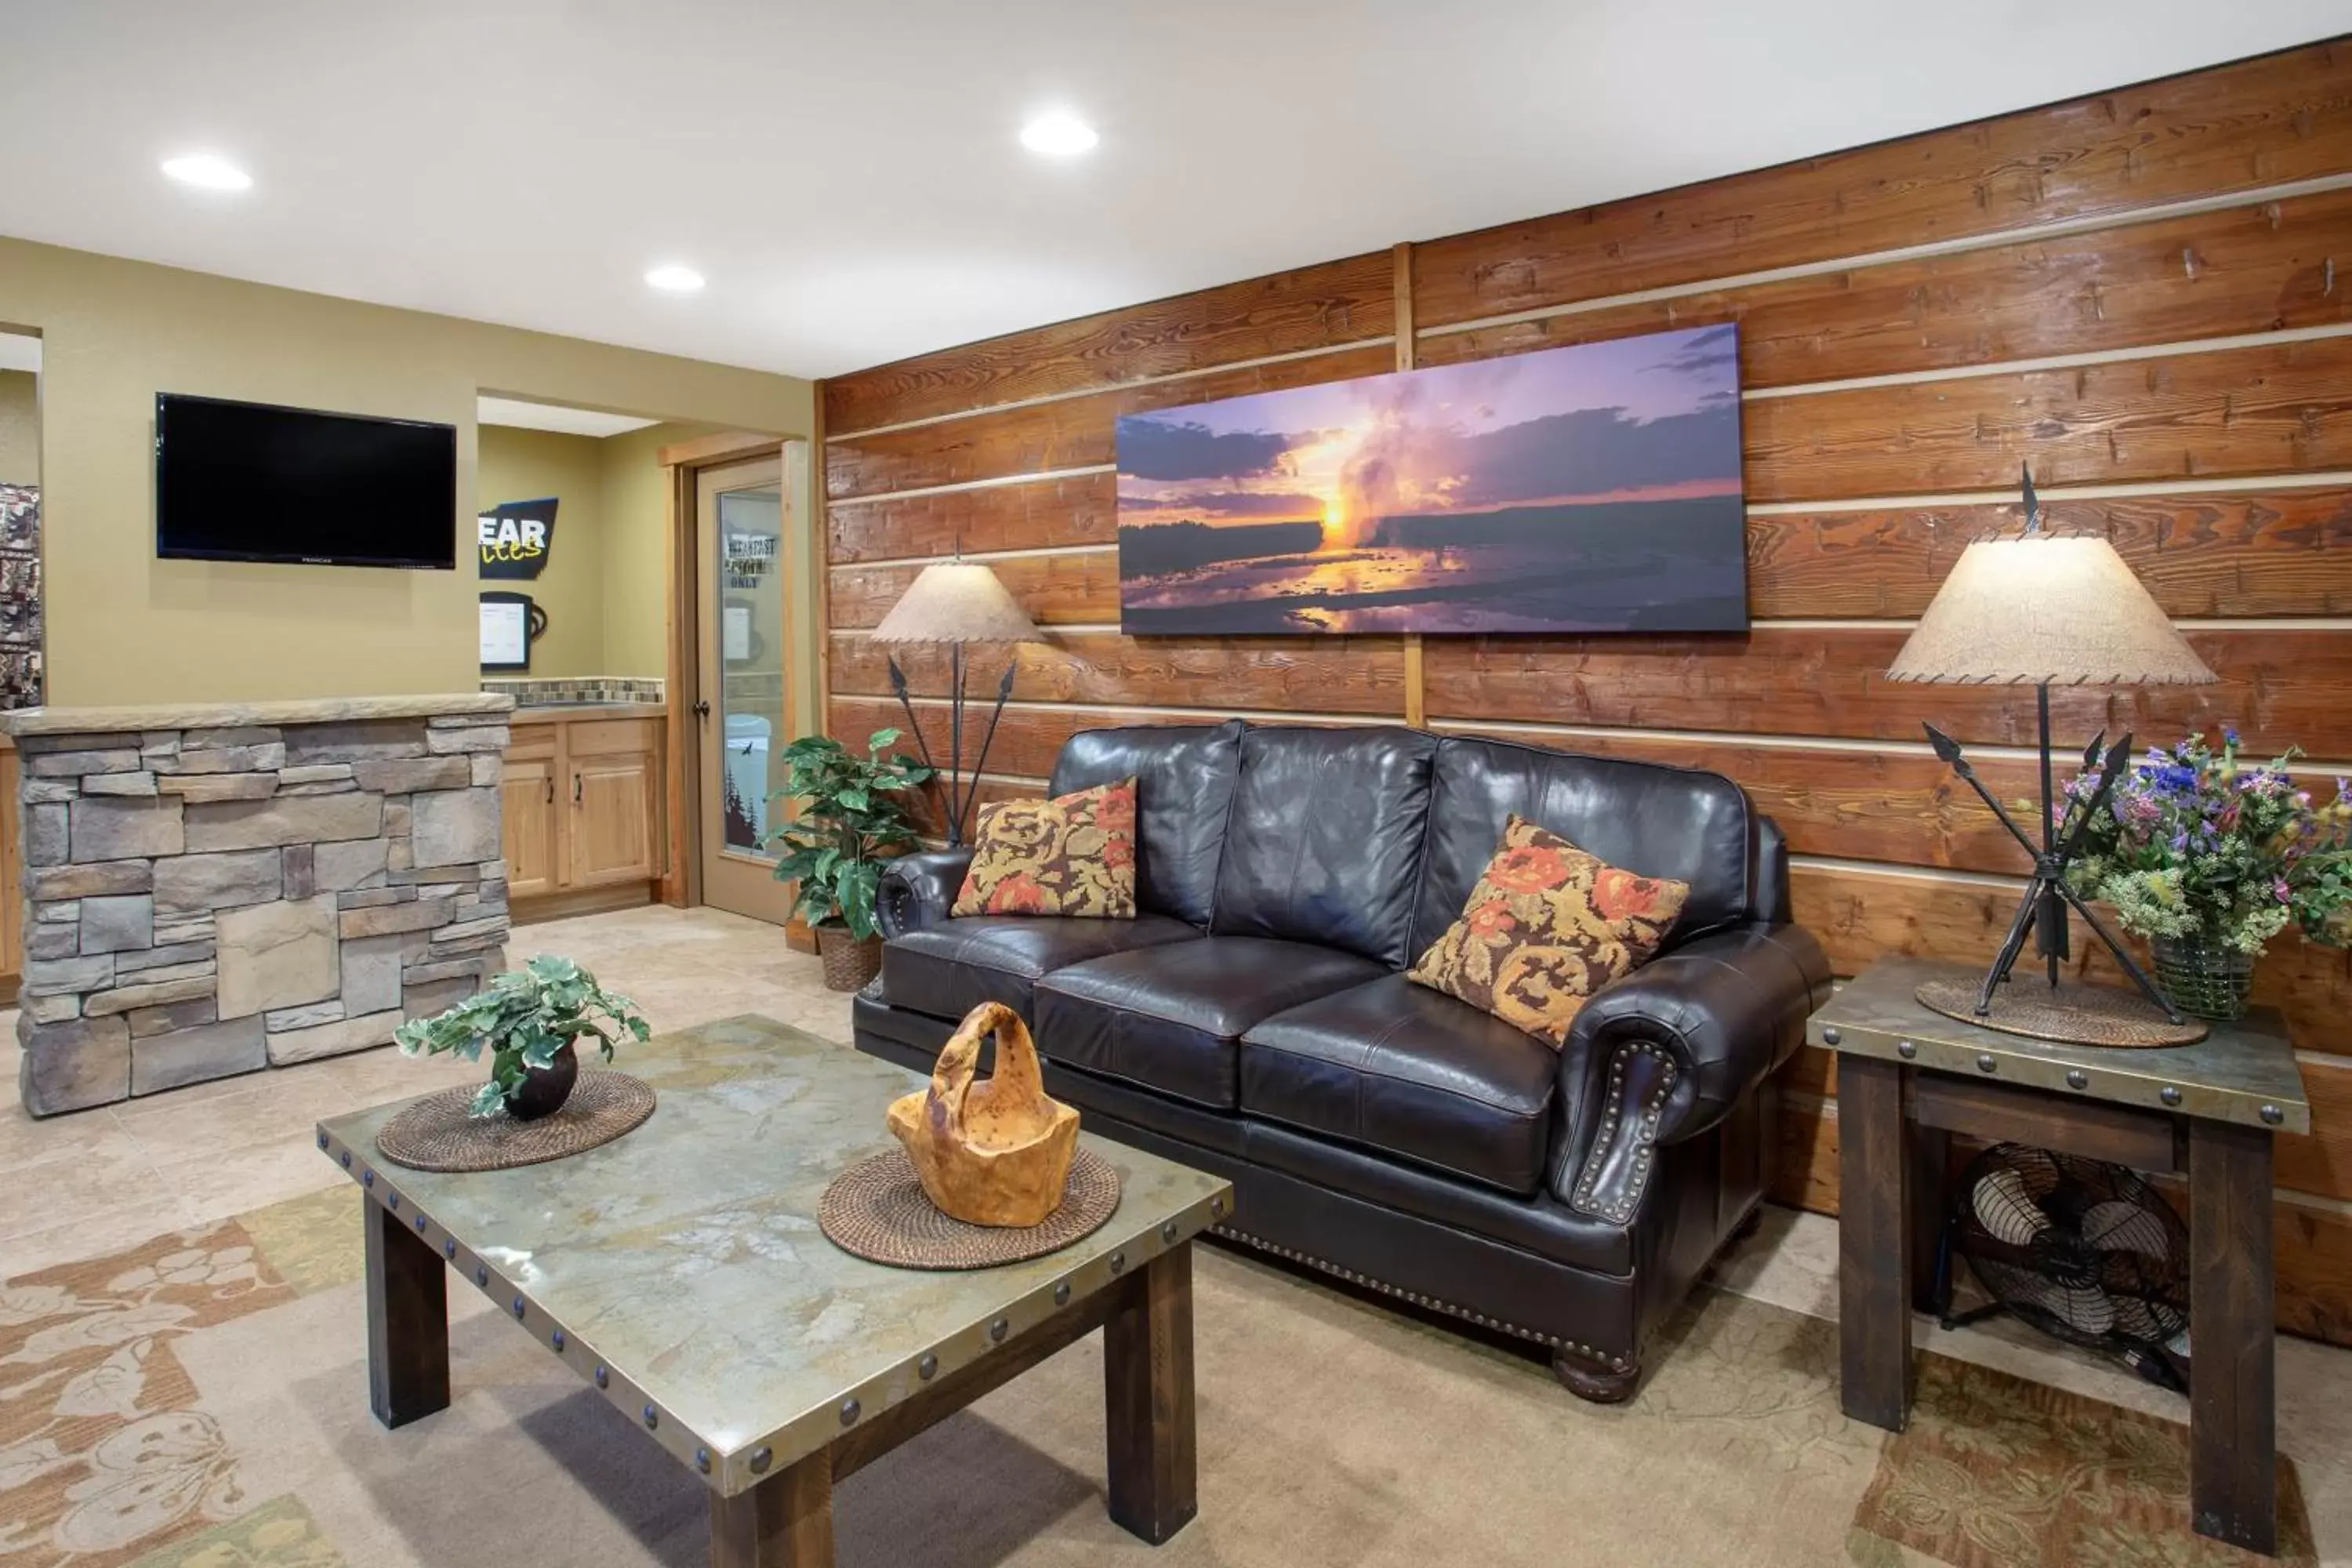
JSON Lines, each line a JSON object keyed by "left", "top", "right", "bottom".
{"left": 2064, "top": 730, "right": 2352, "bottom": 1021}
{"left": 768, "top": 728, "right": 934, "bottom": 992}
{"left": 394, "top": 956, "right": 653, "bottom": 1119}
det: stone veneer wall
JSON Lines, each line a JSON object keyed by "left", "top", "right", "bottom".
{"left": 13, "top": 697, "right": 512, "bottom": 1115}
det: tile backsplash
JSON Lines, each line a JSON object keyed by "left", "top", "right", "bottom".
{"left": 481, "top": 676, "right": 666, "bottom": 708}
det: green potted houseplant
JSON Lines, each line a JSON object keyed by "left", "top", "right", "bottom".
{"left": 394, "top": 955, "right": 652, "bottom": 1119}
{"left": 767, "top": 728, "right": 934, "bottom": 991}
{"left": 2065, "top": 730, "right": 2352, "bottom": 1020}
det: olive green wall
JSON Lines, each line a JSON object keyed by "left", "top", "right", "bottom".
{"left": 0, "top": 370, "right": 37, "bottom": 486}
{"left": 475, "top": 425, "right": 607, "bottom": 678}
{"left": 0, "top": 235, "right": 812, "bottom": 706}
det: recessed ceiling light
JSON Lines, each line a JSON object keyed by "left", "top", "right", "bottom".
{"left": 1019, "top": 111, "right": 1098, "bottom": 158}
{"left": 644, "top": 264, "right": 706, "bottom": 294}
{"left": 161, "top": 153, "right": 252, "bottom": 192}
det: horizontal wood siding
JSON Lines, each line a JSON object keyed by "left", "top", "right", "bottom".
{"left": 822, "top": 41, "right": 2352, "bottom": 1343}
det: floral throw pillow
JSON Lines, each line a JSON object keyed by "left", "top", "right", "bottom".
{"left": 1407, "top": 815, "right": 1690, "bottom": 1047}
{"left": 951, "top": 778, "right": 1138, "bottom": 919}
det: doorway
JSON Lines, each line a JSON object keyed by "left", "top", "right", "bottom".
{"left": 693, "top": 450, "right": 800, "bottom": 922}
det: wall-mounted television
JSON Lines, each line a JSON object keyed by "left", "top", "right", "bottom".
{"left": 154, "top": 393, "right": 458, "bottom": 568}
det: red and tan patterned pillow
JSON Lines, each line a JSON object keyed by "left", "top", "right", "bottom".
{"left": 1406, "top": 815, "right": 1689, "bottom": 1047}
{"left": 951, "top": 778, "right": 1138, "bottom": 919}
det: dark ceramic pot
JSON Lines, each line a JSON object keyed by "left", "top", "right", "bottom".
{"left": 503, "top": 1040, "right": 580, "bottom": 1120}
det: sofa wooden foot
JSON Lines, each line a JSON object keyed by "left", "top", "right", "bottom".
{"left": 1551, "top": 1350, "right": 1639, "bottom": 1403}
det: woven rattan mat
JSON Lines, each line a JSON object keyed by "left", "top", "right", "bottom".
{"left": 374, "top": 1072, "right": 657, "bottom": 1172}
{"left": 1915, "top": 977, "right": 2208, "bottom": 1047}
{"left": 818, "top": 1145, "right": 1121, "bottom": 1270}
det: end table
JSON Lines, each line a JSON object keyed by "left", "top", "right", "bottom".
{"left": 1809, "top": 956, "right": 2307, "bottom": 1555}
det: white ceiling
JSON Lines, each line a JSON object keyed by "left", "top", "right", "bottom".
{"left": 2, "top": 2, "right": 2347, "bottom": 382}
{"left": 476, "top": 396, "right": 655, "bottom": 438}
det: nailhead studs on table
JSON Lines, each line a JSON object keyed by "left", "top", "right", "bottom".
{"left": 1160, "top": 1220, "right": 1178, "bottom": 1243}
{"left": 551, "top": 1330, "right": 565, "bottom": 1352}
{"left": 2262, "top": 1104, "right": 2285, "bottom": 1126}
{"left": 750, "top": 1446, "right": 772, "bottom": 1475}
{"left": 989, "top": 1317, "right": 1008, "bottom": 1343}
{"left": 1896, "top": 1040, "right": 1917, "bottom": 1060}
{"left": 1109, "top": 1250, "right": 1127, "bottom": 1275}
{"left": 1820, "top": 1026, "right": 1841, "bottom": 1047}
{"left": 1976, "top": 1054, "right": 1998, "bottom": 1074}
{"left": 388, "top": 1193, "right": 399, "bottom": 1211}
{"left": 413, "top": 1214, "right": 427, "bottom": 1233}
{"left": 839, "top": 1398, "right": 860, "bottom": 1425}
{"left": 317, "top": 1131, "right": 328, "bottom": 1150}
{"left": 1210, "top": 1195, "right": 1225, "bottom": 1218}
{"left": 918, "top": 1354, "right": 938, "bottom": 1381}
{"left": 2161, "top": 1086, "right": 2183, "bottom": 1107}
{"left": 475, "top": 1265, "right": 489, "bottom": 1287}
{"left": 443, "top": 1239, "right": 457, "bottom": 1259}
{"left": 642, "top": 1405, "right": 659, "bottom": 1429}
{"left": 363, "top": 1171, "right": 375, "bottom": 1189}
{"left": 594, "top": 1366, "right": 608, "bottom": 1389}
{"left": 2067, "top": 1070, "right": 2089, "bottom": 1091}
{"left": 341, "top": 1151, "right": 352, "bottom": 1168}
{"left": 696, "top": 1447, "right": 711, "bottom": 1475}
{"left": 1054, "top": 1282, "right": 1070, "bottom": 1306}
{"left": 511, "top": 1297, "right": 527, "bottom": 1320}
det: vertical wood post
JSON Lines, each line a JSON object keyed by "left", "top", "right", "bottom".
{"left": 364, "top": 1192, "right": 449, "bottom": 1428}
{"left": 1392, "top": 241, "right": 1425, "bottom": 729}
{"left": 2188, "top": 1117, "right": 2277, "bottom": 1553}
{"left": 1838, "top": 1055, "right": 1911, "bottom": 1431}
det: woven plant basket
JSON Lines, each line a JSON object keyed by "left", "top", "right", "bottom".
{"left": 818, "top": 925, "right": 883, "bottom": 992}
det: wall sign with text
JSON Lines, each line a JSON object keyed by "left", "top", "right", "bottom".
{"left": 478, "top": 497, "right": 558, "bottom": 579}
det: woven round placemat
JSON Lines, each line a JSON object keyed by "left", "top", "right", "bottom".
{"left": 818, "top": 1146, "right": 1121, "bottom": 1270}
{"left": 374, "top": 1072, "right": 657, "bottom": 1172}
{"left": 1915, "top": 977, "right": 2209, "bottom": 1048}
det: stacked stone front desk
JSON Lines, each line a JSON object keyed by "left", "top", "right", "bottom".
{"left": 8, "top": 695, "right": 512, "bottom": 1115}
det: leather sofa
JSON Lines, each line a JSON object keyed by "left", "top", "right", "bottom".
{"left": 852, "top": 721, "right": 1831, "bottom": 1399}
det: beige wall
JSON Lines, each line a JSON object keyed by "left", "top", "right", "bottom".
{"left": 0, "top": 235, "right": 812, "bottom": 706}
{"left": 598, "top": 423, "right": 714, "bottom": 678}
{"left": 0, "top": 370, "right": 36, "bottom": 486}
{"left": 475, "top": 425, "right": 607, "bottom": 677}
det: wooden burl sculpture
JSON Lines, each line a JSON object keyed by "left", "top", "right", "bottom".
{"left": 887, "top": 1001, "right": 1080, "bottom": 1227}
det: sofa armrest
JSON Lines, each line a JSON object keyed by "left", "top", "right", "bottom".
{"left": 1548, "top": 921, "right": 1831, "bottom": 1217}
{"left": 876, "top": 849, "right": 975, "bottom": 939}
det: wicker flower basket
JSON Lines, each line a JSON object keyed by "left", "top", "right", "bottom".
{"left": 816, "top": 924, "right": 883, "bottom": 992}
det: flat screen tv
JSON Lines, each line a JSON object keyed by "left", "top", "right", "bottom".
{"left": 154, "top": 393, "right": 458, "bottom": 568}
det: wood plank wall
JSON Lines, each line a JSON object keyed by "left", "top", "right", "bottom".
{"left": 823, "top": 41, "right": 2352, "bottom": 1343}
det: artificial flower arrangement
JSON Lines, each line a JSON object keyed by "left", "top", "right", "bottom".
{"left": 2062, "top": 730, "right": 2352, "bottom": 1015}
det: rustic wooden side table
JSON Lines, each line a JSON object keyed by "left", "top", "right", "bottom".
{"left": 1809, "top": 956, "right": 2308, "bottom": 1555}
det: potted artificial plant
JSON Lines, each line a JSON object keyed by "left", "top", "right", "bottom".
{"left": 2066, "top": 731, "right": 2352, "bottom": 1020}
{"left": 767, "top": 728, "right": 934, "bottom": 991}
{"left": 394, "top": 955, "right": 652, "bottom": 1119}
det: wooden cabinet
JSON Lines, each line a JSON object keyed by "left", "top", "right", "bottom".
{"left": 502, "top": 715, "right": 664, "bottom": 918}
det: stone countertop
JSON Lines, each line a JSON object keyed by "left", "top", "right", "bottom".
{"left": 2, "top": 692, "right": 514, "bottom": 736}
{"left": 507, "top": 702, "right": 668, "bottom": 724}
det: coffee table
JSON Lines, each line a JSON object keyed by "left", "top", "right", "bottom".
{"left": 315, "top": 1014, "right": 1232, "bottom": 1566}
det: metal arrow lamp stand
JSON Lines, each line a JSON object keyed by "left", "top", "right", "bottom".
{"left": 868, "top": 560, "right": 1044, "bottom": 848}
{"left": 1887, "top": 467, "right": 2220, "bottom": 1047}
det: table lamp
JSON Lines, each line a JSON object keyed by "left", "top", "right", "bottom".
{"left": 1886, "top": 468, "right": 2219, "bottom": 1045}
{"left": 870, "top": 561, "right": 1044, "bottom": 845}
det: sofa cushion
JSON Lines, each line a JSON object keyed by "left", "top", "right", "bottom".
{"left": 1211, "top": 726, "right": 1439, "bottom": 967}
{"left": 952, "top": 778, "right": 1138, "bottom": 918}
{"left": 1051, "top": 720, "right": 1244, "bottom": 927}
{"left": 1407, "top": 814, "right": 1690, "bottom": 1047}
{"left": 881, "top": 914, "right": 1199, "bottom": 1022}
{"left": 1036, "top": 937, "right": 1386, "bottom": 1111}
{"left": 1240, "top": 975, "right": 1559, "bottom": 1196}
{"left": 1413, "top": 735, "right": 1752, "bottom": 960}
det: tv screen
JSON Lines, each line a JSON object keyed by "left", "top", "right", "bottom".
{"left": 155, "top": 394, "right": 458, "bottom": 568}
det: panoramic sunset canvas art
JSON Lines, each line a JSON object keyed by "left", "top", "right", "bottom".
{"left": 1115, "top": 325, "right": 1748, "bottom": 634}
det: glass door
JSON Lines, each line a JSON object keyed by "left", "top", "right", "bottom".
{"left": 694, "top": 451, "right": 796, "bottom": 923}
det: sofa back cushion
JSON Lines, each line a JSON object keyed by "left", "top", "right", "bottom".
{"left": 1412, "top": 735, "right": 1754, "bottom": 960}
{"left": 1051, "top": 720, "right": 1244, "bottom": 927}
{"left": 1212, "top": 726, "right": 1439, "bottom": 967}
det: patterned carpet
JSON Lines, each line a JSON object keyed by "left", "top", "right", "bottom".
{"left": 0, "top": 1185, "right": 2313, "bottom": 1567}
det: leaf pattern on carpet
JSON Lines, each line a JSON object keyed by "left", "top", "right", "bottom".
{"left": 124, "top": 1494, "right": 343, "bottom": 1568}
{"left": 0, "top": 1223, "right": 295, "bottom": 1567}
{"left": 234, "top": 1189, "right": 364, "bottom": 1300}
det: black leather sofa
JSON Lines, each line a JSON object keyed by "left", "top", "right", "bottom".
{"left": 852, "top": 721, "right": 1831, "bottom": 1399}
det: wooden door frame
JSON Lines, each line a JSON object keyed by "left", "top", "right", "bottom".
{"left": 660, "top": 430, "right": 819, "bottom": 928}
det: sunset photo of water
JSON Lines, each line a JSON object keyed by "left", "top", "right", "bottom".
{"left": 1114, "top": 324, "right": 1748, "bottom": 635}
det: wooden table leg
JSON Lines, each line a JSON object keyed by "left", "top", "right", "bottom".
{"left": 710, "top": 1450, "right": 834, "bottom": 1568}
{"left": 1103, "top": 1242, "right": 1198, "bottom": 1544}
{"left": 2189, "top": 1118, "right": 2276, "bottom": 1555}
{"left": 365, "top": 1192, "right": 448, "bottom": 1428}
{"left": 1908, "top": 1124, "right": 1951, "bottom": 1315}
{"left": 1839, "top": 1055, "right": 1912, "bottom": 1432}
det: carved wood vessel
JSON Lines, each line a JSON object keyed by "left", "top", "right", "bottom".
{"left": 887, "top": 1002, "right": 1080, "bottom": 1227}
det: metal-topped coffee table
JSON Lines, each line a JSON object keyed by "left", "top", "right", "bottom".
{"left": 317, "top": 1014, "right": 1232, "bottom": 1566}
{"left": 1812, "top": 957, "right": 2307, "bottom": 1555}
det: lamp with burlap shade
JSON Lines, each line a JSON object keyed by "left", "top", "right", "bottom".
{"left": 871, "top": 561, "right": 1044, "bottom": 847}
{"left": 1886, "top": 471, "right": 2220, "bottom": 1045}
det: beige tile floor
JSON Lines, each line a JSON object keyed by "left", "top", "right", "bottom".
{"left": 5, "top": 902, "right": 2350, "bottom": 1479}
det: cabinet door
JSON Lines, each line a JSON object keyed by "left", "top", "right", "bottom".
{"left": 567, "top": 721, "right": 659, "bottom": 888}
{"left": 502, "top": 730, "right": 564, "bottom": 900}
